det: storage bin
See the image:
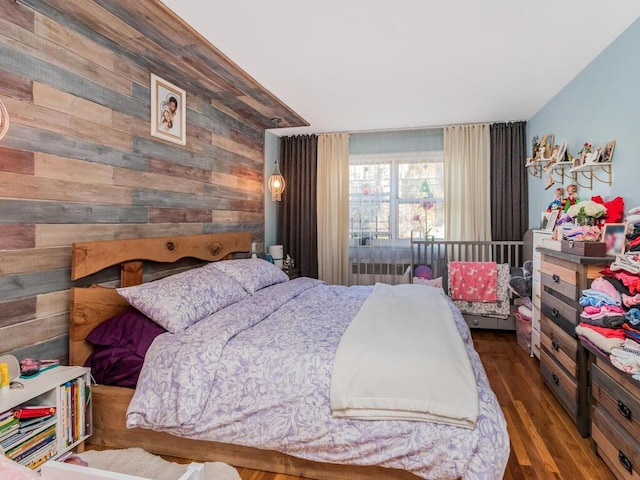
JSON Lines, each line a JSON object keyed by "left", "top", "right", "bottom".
{"left": 515, "top": 312, "right": 532, "bottom": 354}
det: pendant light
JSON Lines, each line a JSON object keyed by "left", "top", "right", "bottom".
{"left": 268, "top": 118, "right": 285, "bottom": 201}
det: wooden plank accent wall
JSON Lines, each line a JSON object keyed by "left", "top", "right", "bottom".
{"left": 0, "top": 0, "right": 307, "bottom": 360}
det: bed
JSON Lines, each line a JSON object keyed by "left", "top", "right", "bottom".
{"left": 69, "top": 232, "right": 510, "bottom": 480}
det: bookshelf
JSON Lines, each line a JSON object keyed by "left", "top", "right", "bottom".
{"left": 0, "top": 366, "right": 91, "bottom": 470}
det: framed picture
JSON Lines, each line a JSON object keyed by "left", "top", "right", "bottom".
{"left": 602, "top": 223, "right": 627, "bottom": 256}
{"left": 555, "top": 140, "right": 568, "bottom": 163}
{"left": 545, "top": 209, "right": 560, "bottom": 232}
{"left": 539, "top": 133, "right": 555, "bottom": 160}
{"left": 572, "top": 155, "right": 583, "bottom": 170}
{"left": 150, "top": 73, "right": 186, "bottom": 145}
{"left": 602, "top": 140, "right": 616, "bottom": 163}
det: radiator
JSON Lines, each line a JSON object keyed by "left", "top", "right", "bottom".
{"left": 348, "top": 261, "right": 411, "bottom": 286}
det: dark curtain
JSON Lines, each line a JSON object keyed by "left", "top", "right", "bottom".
{"left": 278, "top": 135, "right": 318, "bottom": 278}
{"left": 490, "top": 122, "right": 528, "bottom": 241}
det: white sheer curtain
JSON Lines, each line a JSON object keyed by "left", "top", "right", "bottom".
{"left": 317, "top": 133, "right": 350, "bottom": 285}
{"left": 444, "top": 124, "right": 492, "bottom": 241}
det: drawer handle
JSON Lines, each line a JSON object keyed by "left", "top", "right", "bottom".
{"left": 619, "top": 450, "right": 633, "bottom": 473}
{"left": 552, "top": 373, "right": 559, "bottom": 385}
{"left": 618, "top": 400, "right": 632, "bottom": 420}
{"left": 552, "top": 274, "right": 560, "bottom": 283}
{"left": 552, "top": 339, "right": 559, "bottom": 351}
{"left": 551, "top": 308, "right": 559, "bottom": 318}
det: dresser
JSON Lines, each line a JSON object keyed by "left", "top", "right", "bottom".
{"left": 585, "top": 343, "right": 640, "bottom": 480}
{"left": 532, "top": 230, "right": 553, "bottom": 358}
{"left": 538, "top": 247, "right": 610, "bottom": 437}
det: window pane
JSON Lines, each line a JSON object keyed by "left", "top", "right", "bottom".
{"left": 398, "top": 159, "right": 443, "bottom": 200}
{"left": 349, "top": 201, "right": 390, "bottom": 240}
{"left": 349, "top": 163, "right": 390, "bottom": 196}
{"left": 398, "top": 201, "right": 444, "bottom": 239}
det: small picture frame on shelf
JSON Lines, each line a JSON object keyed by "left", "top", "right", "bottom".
{"left": 539, "top": 134, "right": 555, "bottom": 160}
{"left": 572, "top": 155, "right": 583, "bottom": 170}
{"left": 545, "top": 209, "right": 560, "bottom": 232}
{"left": 602, "top": 223, "right": 627, "bottom": 256}
{"left": 555, "top": 140, "right": 568, "bottom": 163}
{"left": 602, "top": 140, "right": 616, "bottom": 163}
{"left": 583, "top": 147, "right": 602, "bottom": 164}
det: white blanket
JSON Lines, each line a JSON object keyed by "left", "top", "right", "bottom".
{"left": 330, "top": 283, "right": 479, "bottom": 429}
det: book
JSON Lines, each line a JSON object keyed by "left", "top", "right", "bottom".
{"left": 13, "top": 405, "right": 56, "bottom": 419}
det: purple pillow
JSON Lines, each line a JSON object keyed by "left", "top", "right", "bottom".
{"left": 85, "top": 309, "right": 166, "bottom": 387}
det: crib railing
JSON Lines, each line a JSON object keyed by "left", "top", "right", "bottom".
{"left": 411, "top": 239, "right": 524, "bottom": 280}
{"left": 347, "top": 238, "right": 524, "bottom": 286}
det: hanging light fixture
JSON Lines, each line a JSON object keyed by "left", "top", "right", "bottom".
{"left": 268, "top": 118, "right": 285, "bottom": 201}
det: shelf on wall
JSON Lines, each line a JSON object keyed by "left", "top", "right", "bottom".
{"left": 526, "top": 158, "right": 612, "bottom": 189}
{"left": 569, "top": 161, "right": 612, "bottom": 189}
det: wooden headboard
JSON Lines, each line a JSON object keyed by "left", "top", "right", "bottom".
{"left": 69, "top": 232, "right": 251, "bottom": 366}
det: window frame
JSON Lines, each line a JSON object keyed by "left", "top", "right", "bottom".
{"left": 349, "top": 150, "right": 444, "bottom": 244}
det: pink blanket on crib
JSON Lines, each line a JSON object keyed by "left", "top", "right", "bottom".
{"left": 449, "top": 262, "right": 498, "bottom": 302}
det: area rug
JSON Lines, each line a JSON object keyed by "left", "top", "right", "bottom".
{"left": 79, "top": 447, "right": 241, "bottom": 480}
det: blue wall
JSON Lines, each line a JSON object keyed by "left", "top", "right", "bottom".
{"left": 527, "top": 18, "right": 640, "bottom": 228}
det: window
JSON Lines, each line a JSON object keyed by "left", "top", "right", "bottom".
{"left": 349, "top": 150, "right": 444, "bottom": 241}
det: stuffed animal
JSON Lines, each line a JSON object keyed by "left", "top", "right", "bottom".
{"left": 508, "top": 260, "right": 533, "bottom": 299}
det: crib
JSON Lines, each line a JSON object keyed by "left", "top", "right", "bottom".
{"left": 410, "top": 237, "right": 525, "bottom": 330}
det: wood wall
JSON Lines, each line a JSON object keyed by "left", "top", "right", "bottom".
{"left": 0, "top": 0, "right": 307, "bottom": 361}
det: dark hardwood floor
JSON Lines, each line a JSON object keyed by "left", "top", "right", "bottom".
{"left": 235, "top": 330, "right": 615, "bottom": 480}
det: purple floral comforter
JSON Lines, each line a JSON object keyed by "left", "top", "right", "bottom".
{"left": 126, "top": 278, "right": 509, "bottom": 480}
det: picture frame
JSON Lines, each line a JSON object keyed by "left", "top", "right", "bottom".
{"left": 602, "top": 223, "right": 627, "bottom": 256}
{"left": 539, "top": 133, "right": 555, "bottom": 160}
{"left": 602, "top": 140, "right": 616, "bottom": 163}
{"left": 545, "top": 209, "right": 560, "bottom": 232}
{"left": 150, "top": 73, "right": 186, "bottom": 146}
{"left": 572, "top": 155, "right": 583, "bottom": 170}
{"left": 555, "top": 140, "right": 568, "bottom": 163}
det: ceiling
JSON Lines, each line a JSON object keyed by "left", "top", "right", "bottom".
{"left": 160, "top": 1, "right": 640, "bottom": 137}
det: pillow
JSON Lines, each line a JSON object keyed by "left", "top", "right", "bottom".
{"left": 210, "top": 258, "right": 290, "bottom": 295}
{"left": 116, "top": 263, "right": 248, "bottom": 333}
{"left": 413, "top": 276, "right": 443, "bottom": 288}
{"left": 85, "top": 309, "right": 166, "bottom": 388}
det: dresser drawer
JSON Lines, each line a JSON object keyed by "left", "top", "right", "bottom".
{"left": 541, "top": 349, "right": 578, "bottom": 421}
{"left": 593, "top": 406, "right": 640, "bottom": 480}
{"left": 541, "top": 256, "right": 578, "bottom": 287}
{"left": 540, "top": 315, "right": 577, "bottom": 378}
{"left": 593, "top": 362, "right": 640, "bottom": 440}
{"left": 541, "top": 290, "right": 579, "bottom": 331}
{"left": 541, "top": 271, "right": 578, "bottom": 301}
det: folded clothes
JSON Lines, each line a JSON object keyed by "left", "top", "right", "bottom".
{"left": 626, "top": 308, "right": 640, "bottom": 326}
{"left": 576, "top": 324, "right": 624, "bottom": 353}
{"left": 581, "top": 313, "right": 625, "bottom": 329}
{"left": 581, "top": 289, "right": 621, "bottom": 306}
{"left": 580, "top": 296, "right": 605, "bottom": 307}
{"left": 591, "top": 277, "right": 622, "bottom": 304}
{"left": 581, "top": 322, "right": 626, "bottom": 338}
{"left": 621, "top": 337, "right": 640, "bottom": 356}
{"left": 602, "top": 276, "right": 631, "bottom": 296}
{"left": 623, "top": 294, "right": 640, "bottom": 308}
{"left": 611, "top": 253, "right": 640, "bottom": 275}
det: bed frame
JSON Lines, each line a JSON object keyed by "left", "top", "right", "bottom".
{"left": 69, "top": 232, "right": 419, "bottom": 480}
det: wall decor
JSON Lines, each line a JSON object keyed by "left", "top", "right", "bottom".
{"left": 150, "top": 73, "right": 186, "bottom": 145}
{"left": 602, "top": 140, "right": 616, "bottom": 163}
{"left": 602, "top": 223, "right": 627, "bottom": 256}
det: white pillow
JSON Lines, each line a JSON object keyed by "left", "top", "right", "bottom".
{"left": 116, "top": 263, "right": 247, "bottom": 333}
{"left": 413, "top": 276, "right": 443, "bottom": 288}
